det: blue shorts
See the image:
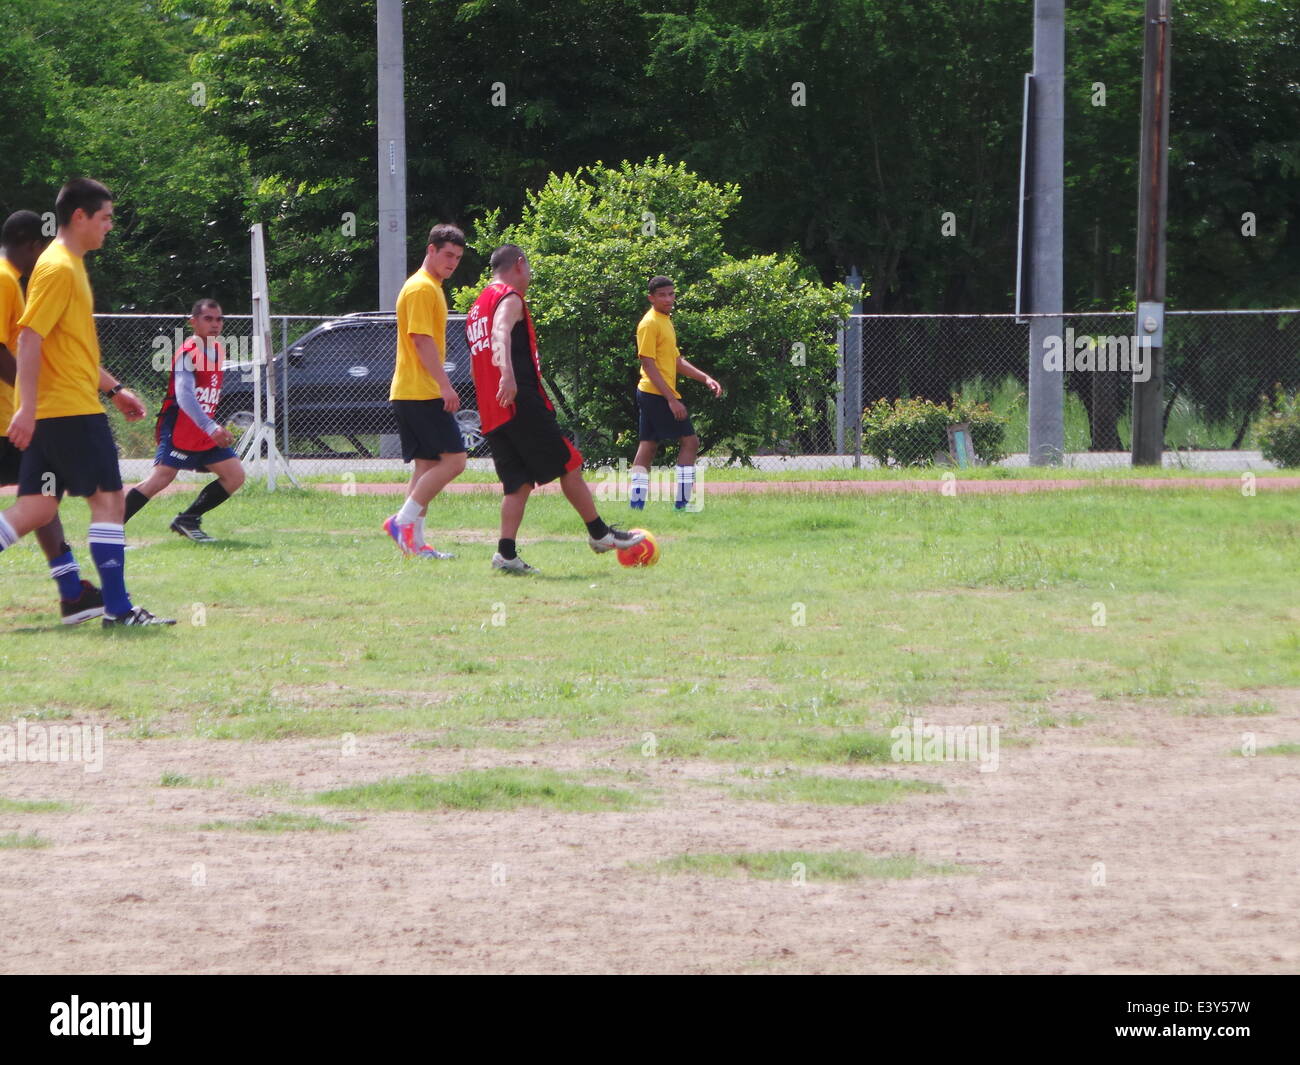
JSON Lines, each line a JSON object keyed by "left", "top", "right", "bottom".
{"left": 391, "top": 399, "right": 466, "bottom": 462}
{"left": 155, "top": 408, "right": 238, "bottom": 471}
{"left": 637, "top": 389, "right": 695, "bottom": 442}
{"left": 17, "top": 413, "right": 123, "bottom": 498}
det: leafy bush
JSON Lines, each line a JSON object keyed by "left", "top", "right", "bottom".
{"left": 455, "top": 158, "right": 849, "bottom": 465}
{"left": 861, "top": 396, "right": 1008, "bottom": 467}
{"left": 1255, "top": 387, "right": 1300, "bottom": 467}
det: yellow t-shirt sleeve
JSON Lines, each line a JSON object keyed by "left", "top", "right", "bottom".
{"left": 0, "top": 275, "right": 18, "bottom": 349}
{"left": 402, "top": 286, "right": 437, "bottom": 346}
{"left": 17, "top": 261, "right": 72, "bottom": 339}
{"left": 636, "top": 316, "right": 657, "bottom": 360}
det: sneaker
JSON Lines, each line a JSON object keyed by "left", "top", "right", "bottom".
{"left": 629, "top": 499, "right": 646, "bottom": 511}
{"left": 171, "top": 516, "right": 216, "bottom": 542}
{"left": 415, "top": 544, "right": 456, "bottom": 560}
{"left": 102, "top": 606, "right": 177, "bottom": 628}
{"left": 382, "top": 515, "right": 418, "bottom": 556}
{"left": 60, "top": 580, "right": 105, "bottom": 626}
{"left": 492, "top": 552, "right": 539, "bottom": 575}
{"left": 674, "top": 500, "right": 688, "bottom": 510}
{"left": 588, "top": 526, "right": 646, "bottom": 554}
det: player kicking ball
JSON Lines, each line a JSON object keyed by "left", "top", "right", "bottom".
{"left": 628, "top": 276, "right": 722, "bottom": 511}
{"left": 124, "top": 299, "right": 244, "bottom": 541}
{"left": 466, "top": 244, "right": 645, "bottom": 574}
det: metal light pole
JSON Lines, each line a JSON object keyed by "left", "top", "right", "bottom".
{"left": 1027, "top": 0, "right": 1066, "bottom": 465}
{"left": 1131, "top": 0, "right": 1173, "bottom": 465}
{"left": 377, "top": 0, "right": 407, "bottom": 311}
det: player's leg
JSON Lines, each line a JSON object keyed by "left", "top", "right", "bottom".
{"left": 171, "top": 456, "right": 243, "bottom": 541}
{"left": 88, "top": 487, "right": 174, "bottom": 626}
{"left": 675, "top": 433, "right": 700, "bottom": 510}
{"left": 630, "top": 439, "right": 658, "bottom": 510}
{"left": 125, "top": 463, "right": 179, "bottom": 523}
{"left": 556, "top": 468, "right": 645, "bottom": 554}
{"left": 386, "top": 400, "right": 465, "bottom": 557}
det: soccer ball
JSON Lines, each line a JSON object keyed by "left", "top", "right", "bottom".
{"left": 617, "top": 529, "right": 660, "bottom": 567}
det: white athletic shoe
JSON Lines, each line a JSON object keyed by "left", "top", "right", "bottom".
{"left": 588, "top": 526, "right": 646, "bottom": 554}
{"left": 492, "top": 552, "right": 539, "bottom": 575}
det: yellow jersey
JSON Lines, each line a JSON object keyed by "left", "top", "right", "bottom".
{"left": 16, "top": 241, "right": 102, "bottom": 420}
{"left": 636, "top": 308, "right": 680, "bottom": 398}
{"left": 390, "top": 268, "right": 447, "bottom": 401}
{"left": 0, "top": 257, "right": 22, "bottom": 432}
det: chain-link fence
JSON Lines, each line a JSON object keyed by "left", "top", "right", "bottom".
{"left": 94, "top": 309, "right": 1300, "bottom": 476}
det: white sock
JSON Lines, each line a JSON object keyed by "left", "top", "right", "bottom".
{"left": 630, "top": 466, "right": 650, "bottom": 505}
{"left": 414, "top": 514, "right": 427, "bottom": 545}
{"left": 0, "top": 513, "right": 17, "bottom": 550}
{"left": 676, "top": 465, "right": 695, "bottom": 505}
{"left": 397, "top": 496, "right": 422, "bottom": 524}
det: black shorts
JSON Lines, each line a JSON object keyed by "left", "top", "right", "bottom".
{"left": 487, "top": 398, "right": 583, "bottom": 495}
{"left": 0, "top": 436, "right": 21, "bottom": 485}
{"left": 391, "top": 398, "right": 466, "bottom": 462}
{"left": 17, "top": 413, "right": 123, "bottom": 498}
{"left": 637, "top": 389, "right": 696, "bottom": 442}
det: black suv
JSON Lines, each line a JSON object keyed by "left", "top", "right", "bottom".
{"left": 216, "top": 312, "right": 485, "bottom": 457}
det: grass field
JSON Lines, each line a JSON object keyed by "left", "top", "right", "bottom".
{"left": 1, "top": 483, "right": 1297, "bottom": 973}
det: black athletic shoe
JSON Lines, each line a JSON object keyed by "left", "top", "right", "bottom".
{"left": 170, "top": 516, "right": 217, "bottom": 543}
{"left": 60, "top": 580, "right": 105, "bottom": 626}
{"left": 102, "top": 606, "right": 177, "bottom": 628}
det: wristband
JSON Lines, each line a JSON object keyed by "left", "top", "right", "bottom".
{"left": 104, "top": 384, "right": 125, "bottom": 398}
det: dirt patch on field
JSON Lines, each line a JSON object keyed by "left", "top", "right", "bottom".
{"left": 0, "top": 692, "right": 1296, "bottom": 974}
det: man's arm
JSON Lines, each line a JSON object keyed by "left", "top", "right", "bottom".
{"left": 675, "top": 356, "right": 723, "bottom": 398}
{"left": 97, "top": 365, "right": 147, "bottom": 421}
{"left": 6, "top": 327, "right": 44, "bottom": 448}
{"left": 173, "top": 354, "right": 233, "bottom": 446}
{"left": 491, "top": 295, "right": 522, "bottom": 408}
{"left": 411, "top": 333, "right": 458, "bottom": 413}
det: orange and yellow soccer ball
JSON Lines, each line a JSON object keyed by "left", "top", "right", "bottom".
{"left": 617, "top": 529, "right": 660, "bottom": 567}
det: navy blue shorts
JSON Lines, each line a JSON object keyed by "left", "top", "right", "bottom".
{"left": 155, "top": 407, "right": 238, "bottom": 471}
{"left": 391, "top": 399, "right": 466, "bottom": 462}
{"left": 637, "top": 389, "right": 695, "bottom": 442}
{"left": 0, "top": 436, "right": 21, "bottom": 485}
{"left": 17, "top": 413, "right": 123, "bottom": 498}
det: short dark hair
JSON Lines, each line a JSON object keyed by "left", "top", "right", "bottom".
{"left": 428, "top": 223, "right": 466, "bottom": 250}
{"left": 490, "top": 244, "right": 526, "bottom": 274}
{"left": 1, "top": 210, "right": 44, "bottom": 249}
{"left": 190, "top": 298, "right": 222, "bottom": 319}
{"left": 55, "top": 178, "right": 113, "bottom": 228}
{"left": 648, "top": 276, "right": 673, "bottom": 295}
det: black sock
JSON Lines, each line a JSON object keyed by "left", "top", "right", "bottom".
{"left": 498, "top": 538, "right": 517, "bottom": 560}
{"left": 585, "top": 517, "right": 609, "bottom": 539}
{"left": 180, "top": 481, "right": 231, "bottom": 519}
{"left": 123, "top": 488, "right": 150, "bottom": 524}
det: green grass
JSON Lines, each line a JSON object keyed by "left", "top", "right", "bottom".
{"left": 198, "top": 812, "right": 350, "bottom": 833}
{"left": 1176, "top": 700, "right": 1277, "bottom": 718}
{"left": 729, "top": 773, "right": 942, "bottom": 804}
{"left": 1, "top": 486, "right": 1297, "bottom": 765}
{"left": 654, "top": 851, "right": 967, "bottom": 881}
{"left": 159, "top": 772, "right": 221, "bottom": 788}
{"left": 0, "top": 831, "right": 50, "bottom": 849}
{"left": 1257, "top": 743, "right": 1300, "bottom": 757}
{"left": 313, "top": 769, "right": 645, "bottom": 812}
{"left": 0, "top": 798, "right": 72, "bottom": 813}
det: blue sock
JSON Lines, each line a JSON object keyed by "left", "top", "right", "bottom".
{"left": 88, "top": 523, "right": 132, "bottom": 617}
{"left": 0, "top": 513, "right": 17, "bottom": 551}
{"left": 48, "top": 549, "right": 83, "bottom": 600}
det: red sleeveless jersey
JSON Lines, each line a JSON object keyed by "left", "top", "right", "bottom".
{"left": 467, "top": 281, "right": 549, "bottom": 433}
{"left": 159, "top": 337, "right": 224, "bottom": 451}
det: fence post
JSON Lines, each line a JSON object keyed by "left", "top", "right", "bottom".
{"left": 835, "top": 320, "right": 845, "bottom": 457}
{"left": 280, "top": 317, "right": 290, "bottom": 458}
{"left": 846, "top": 268, "right": 863, "bottom": 467}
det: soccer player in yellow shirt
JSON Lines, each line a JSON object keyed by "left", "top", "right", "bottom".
{"left": 630, "top": 276, "right": 722, "bottom": 510}
{"left": 382, "top": 224, "right": 467, "bottom": 558}
{"left": 0, "top": 179, "right": 174, "bottom": 627}
{"left": 0, "top": 210, "right": 103, "bottom": 623}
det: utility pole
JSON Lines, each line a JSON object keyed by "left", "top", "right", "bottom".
{"left": 377, "top": 0, "right": 407, "bottom": 311}
{"left": 1131, "top": 0, "right": 1173, "bottom": 465}
{"left": 1027, "top": 0, "right": 1065, "bottom": 465}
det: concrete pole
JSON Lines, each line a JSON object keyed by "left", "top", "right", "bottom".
{"left": 377, "top": 0, "right": 407, "bottom": 311}
{"left": 1027, "top": 0, "right": 1065, "bottom": 465}
{"left": 1131, "top": 0, "right": 1173, "bottom": 465}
